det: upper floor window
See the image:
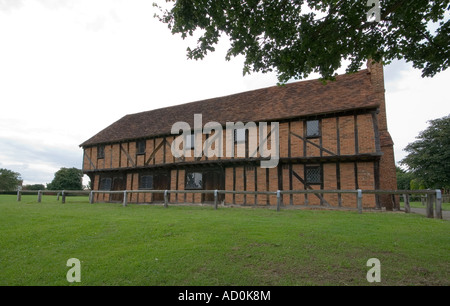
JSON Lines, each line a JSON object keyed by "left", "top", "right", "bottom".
{"left": 306, "top": 120, "right": 320, "bottom": 138}
{"left": 136, "top": 140, "right": 146, "bottom": 155}
{"left": 97, "top": 145, "right": 105, "bottom": 159}
{"left": 234, "top": 128, "right": 246, "bottom": 143}
{"left": 185, "top": 133, "right": 195, "bottom": 150}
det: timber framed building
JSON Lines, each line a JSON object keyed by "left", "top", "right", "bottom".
{"left": 80, "top": 62, "right": 398, "bottom": 210}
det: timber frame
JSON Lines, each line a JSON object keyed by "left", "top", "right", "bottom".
{"left": 81, "top": 62, "right": 398, "bottom": 210}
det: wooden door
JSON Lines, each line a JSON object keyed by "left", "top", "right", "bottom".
{"left": 111, "top": 177, "right": 125, "bottom": 202}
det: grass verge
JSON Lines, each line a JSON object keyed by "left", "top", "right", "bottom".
{"left": 0, "top": 195, "right": 448, "bottom": 286}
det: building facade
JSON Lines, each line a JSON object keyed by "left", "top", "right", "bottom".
{"left": 80, "top": 62, "right": 398, "bottom": 209}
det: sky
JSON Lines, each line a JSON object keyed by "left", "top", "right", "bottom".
{"left": 0, "top": 0, "right": 449, "bottom": 186}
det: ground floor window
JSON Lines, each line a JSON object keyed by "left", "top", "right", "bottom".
{"left": 185, "top": 171, "right": 203, "bottom": 190}
{"left": 99, "top": 177, "right": 112, "bottom": 190}
{"left": 139, "top": 174, "right": 153, "bottom": 190}
{"left": 305, "top": 165, "right": 322, "bottom": 185}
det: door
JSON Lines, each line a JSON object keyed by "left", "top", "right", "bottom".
{"left": 203, "top": 170, "right": 223, "bottom": 202}
{"left": 111, "top": 177, "right": 125, "bottom": 202}
{"left": 153, "top": 172, "right": 170, "bottom": 202}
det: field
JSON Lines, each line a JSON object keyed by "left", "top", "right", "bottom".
{"left": 0, "top": 194, "right": 449, "bottom": 286}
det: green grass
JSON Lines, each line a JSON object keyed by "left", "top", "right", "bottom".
{"left": 0, "top": 195, "right": 449, "bottom": 286}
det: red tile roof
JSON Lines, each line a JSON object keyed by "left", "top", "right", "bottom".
{"left": 80, "top": 69, "right": 379, "bottom": 147}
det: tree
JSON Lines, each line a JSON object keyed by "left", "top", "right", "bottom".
{"left": 154, "top": 0, "right": 449, "bottom": 82}
{"left": 47, "top": 168, "right": 83, "bottom": 191}
{"left": 401, "top": 115, "right": 450, "bottom": 190}
{"left": 396, "top": 166, "right": 414, "bottom": 190}
{"left": 22, "top": 184, "right": 46, "bottom": 191}
{"left": 0, "top": 168, "right": 22, "bottom": 191}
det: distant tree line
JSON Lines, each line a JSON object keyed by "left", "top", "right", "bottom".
{"left": 0, "top": 167, "right": 85, "bottom": 191}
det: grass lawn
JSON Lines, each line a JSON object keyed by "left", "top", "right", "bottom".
{"left": 0, "top": 195, "right": 448, "bottom": 286}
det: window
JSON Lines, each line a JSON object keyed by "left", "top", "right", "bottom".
{"left": 185, "top": 172, "right": 203, "bottom": 190}
{"left": 234, "top": 128, "right": 246, "bottom": 143}
{"left": 99, "top": 177, "right": 112, "bottom": 190}
{"left": 136, "top": 140, "right": 146, "bottom": 155}
{"left": 185, "top": 133, "right": 195, "bottom": 150}
{"left": 139, "top": 175, "right": 153, "bottom": 190}
{"left": 305, "top": 166, "right": 322, "bottom": 185}
{"left": 306, "top": 120, "right": 320, "bottom": 138}
{"left": 97, "top": 145, "right": 105, "bottom": 159}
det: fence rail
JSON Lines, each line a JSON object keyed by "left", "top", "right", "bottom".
{"left": 11, "top": 188, "right": 445, "bottom": 219}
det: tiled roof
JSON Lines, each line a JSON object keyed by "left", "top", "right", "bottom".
{"left": 80, "top": 69, "right": 379, "bottom": 147}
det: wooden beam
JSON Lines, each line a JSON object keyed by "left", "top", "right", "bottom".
{"left": 290, "top": 131, "right": 337, "bottom": 157}
{"left": 120, "top": 144, "right": 136, "bottom": 168}
{"left": 145, "top": 139, "right": 165, "bottom": 166}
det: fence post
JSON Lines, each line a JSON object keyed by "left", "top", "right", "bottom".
{"left": 164, "top": 190, "right": 168, "bottom": 208}
{"left": 276, "top": 190, "right": 281, "bottom": 212}
{"left": 37, "top": 190, "right": 42, "bottom": 203}
{"left": 357, "top": 189, "right": 363, "bottom": 214}
{"left": 62, "top": 190, "right": 66, "bottom": 204}
{"left": 426, "top": 192, "right": 434, "bottom": 218}
{"left": 89, "top": 191, "right": 94, "bottom": 204}
{"left": 435, "top": 190, "right": 442, "bottom": 220}
{"left": 404, "top": 193, "right": 411, "bottom": 213}
{"left": 214, "top": 190, "right": 218, "bottom": 210}
{"left": 123, "top": 191, "right": 128, "bottom": 207}
{"left": 17, "top": 190, "right": 21, "bottom": 202}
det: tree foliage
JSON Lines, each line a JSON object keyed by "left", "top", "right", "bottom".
{"left": 401, "top": 115, "right": 450, "bottom": 190}
{"left": 47, "top": 168, "right": 83, "bottom": 191}
{"left": 0, "top": 168, "right": 22, "bottom": 191}
{"left": 154, "top": 0, "right": 450, "bottom": 82}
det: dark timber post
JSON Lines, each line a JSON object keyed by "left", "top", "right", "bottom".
{"left": 89, "top": 191, "right": 94, "bottom": 204}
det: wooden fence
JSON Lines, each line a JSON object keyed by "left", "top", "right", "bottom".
{"left": 13, "top": 188, "right": 445, "bottom": 219}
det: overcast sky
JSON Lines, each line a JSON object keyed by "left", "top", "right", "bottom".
{"left": 0, "top": 0, "right": 449, "bottom": 186}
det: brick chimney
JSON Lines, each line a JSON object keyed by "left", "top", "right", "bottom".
{"left": 367, "top": 59, "right": 398, "bottom": 210}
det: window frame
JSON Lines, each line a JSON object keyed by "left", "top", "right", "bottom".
{"left": 305, "top": 165, "right": 322, "bottom": 185}
{"left": 185, "top": 171, "right": 203, "bottom": 190}
{"left": 97, "top": 145, "right": 105, "bottom": 159}
{"left": 306, "top": 119, "right": 321, "bottom": 138}
{"left": 139, "top": 174, "right": 153, "bottom": 190}
{"left": 136, "top": 140, "right": 146, "bottom": 155}
{"left": 234, "top": 128, "right": 246, "bottom": 144}
{"left": 185, "top": 133, "right": 195, "bottom": 150}
{"left": 99, "top": 177, "right": 112, "bottom": 190}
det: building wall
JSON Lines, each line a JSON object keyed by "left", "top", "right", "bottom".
{"left": 83, "top": 64, "right": 397, "bottom": 209}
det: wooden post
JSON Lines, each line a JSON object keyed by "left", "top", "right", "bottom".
{"left": 276, "top": 190, "right": 281, "bottom": 212}
{"left": 357, "top": 189, "right": 363, "bottom": 214}
{"left": 435, "top": 190, "right": 442, "bottom": 220}
{"left": 57, "top": 192, "right": 60, "bottom": 201}
{"left": 123, "top": 191, "right": 127, "bottom": 207}
{"left": 426, "top": 193, "right": 434, "bottom": 218}
{"left": 37, "top": 190, "right": 42, "bottom": 203}
{"left": 214, "top": 190, "right": 218, "bottom": 210}
{"left": 62, "top": 190, "right": 66, "bottom": 204}
{"left": 164, "top": 190, "right": 168, "bottom": 208}
{"left": 89, "top": 191, "right": 94, "bottom": 204}
{"left": 404, "top": 194, "right": 411, "bottom": 213}
{"left": 17, "top": 190, "right": 21, "bottom": 202}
